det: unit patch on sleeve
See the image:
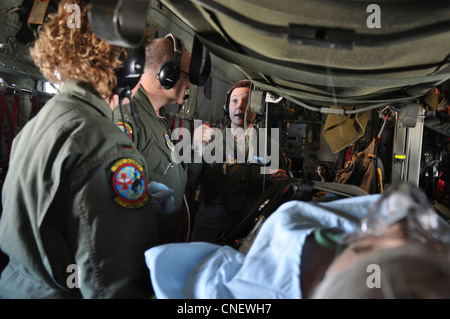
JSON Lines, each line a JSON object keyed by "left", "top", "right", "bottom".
{"left": 110, "top": 158, "right": 149, "bottom": 208}
{"left": 117, "top": 121, "right": 133, "bottom": 139}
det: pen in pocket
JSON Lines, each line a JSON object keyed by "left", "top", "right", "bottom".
{"left": 163, "top": 162, "right": 173, "bottom": 176}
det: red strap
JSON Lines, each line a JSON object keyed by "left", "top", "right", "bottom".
{"left": 172, "top": 115, "right": 177, "bottom": 131}
{"left": 31, "top": 93, "right": 39, "bottom": 116}
{"left": 11, "top": 91, "right": 20, "bottom": 132}
{"left": 0, "top": 93, "right": 7, "bottom": 138}
{"left": 0, "top": 92, "right": 14, "bottom": 168}
{"left": 11, "top": 91, "right": 21, "bottom": 132}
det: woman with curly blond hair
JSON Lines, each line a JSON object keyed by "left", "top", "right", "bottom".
{"left": 0, "top": 0, "right": 161, "bottom": 298}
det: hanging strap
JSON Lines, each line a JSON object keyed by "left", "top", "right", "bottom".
{"left": 31, "top": 90, "right": 39, "bottom": 117}
{"left": 188, "top": 34, "right": 211, "bottom": 87}
{"left": 10, "top": 90, "right": 21, "bottom": 134}
{"left": 0, "top": 91, "right": 15, "bottom": 169}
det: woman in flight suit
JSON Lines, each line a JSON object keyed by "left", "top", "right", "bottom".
{"left": 190, "top": 80, "right": 289, "bottom": 243}
{"left": 0, "top": 0, "right": 161, "bottom": 298}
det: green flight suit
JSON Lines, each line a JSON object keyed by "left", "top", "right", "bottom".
{"left": 113, "top": 86, "right": 188, "bottom": 244}
{"left": 0, "top": 79, "right": 159, "bottom": 298}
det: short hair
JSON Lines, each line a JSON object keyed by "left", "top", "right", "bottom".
{"left": 310, "top": 243, "right": 450, "bottom": 299}
{"left": 225, "top": 80, "right": 251, "bottom": 108}
{"left": 145, "top": 38, "right": 174, "bottom": 71}
{"left": 228, "top": 80, "right": 251, "bottom": 97}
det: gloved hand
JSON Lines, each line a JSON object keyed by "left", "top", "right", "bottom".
{"left": 148, "top": 181, "right": 176, "bottom": 215}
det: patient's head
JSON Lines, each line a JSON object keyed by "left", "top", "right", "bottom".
{"left": 310, "top": 234, "right": 450, "bottom": 299}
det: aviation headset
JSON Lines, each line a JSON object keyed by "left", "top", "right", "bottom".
{"left": 114, "top": 46, "right": 146, "bottom": 129}
{"left": 157, "top": 33, "right": 185, "bottom": 90}
{"left": 114, "top": 46, "right": 146, "bottom": 95}
{"left": 223, "top": 79, "right": 252, "bottom": 116}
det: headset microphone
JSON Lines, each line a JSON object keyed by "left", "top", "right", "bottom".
{"left": 236, "top": 113, "right": 253, "bottom": 123}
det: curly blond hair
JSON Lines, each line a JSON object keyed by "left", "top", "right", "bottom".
{"left": 30, "top": 0, "right": 153, "bottom": 98}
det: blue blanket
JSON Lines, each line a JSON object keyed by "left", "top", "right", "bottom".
{"left": 145, "top": 194, "right": 381, "bottom": 299}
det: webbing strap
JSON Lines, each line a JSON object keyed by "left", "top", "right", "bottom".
{"left": 0, "top": 92, "right": 14, "bottom": 168}
{"left": 11, "top": 91, "right": 21, "bottom": 133}
{"left": 31, "top": 93, "right": 39, "bottom": 116}
{"left": 188, "top": 34, "right": 211, "bottom": 87}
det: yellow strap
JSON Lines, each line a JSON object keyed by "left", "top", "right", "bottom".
{"left": 377, "top": 167, "right": 383, "bottom": 194}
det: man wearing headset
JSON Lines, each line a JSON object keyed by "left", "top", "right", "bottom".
{"left": 113, "top": 34, "right": 190, "bottom": 244}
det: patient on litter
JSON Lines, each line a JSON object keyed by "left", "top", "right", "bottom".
{"left": 145, "top": 182, "right": 450, "bottom": 299}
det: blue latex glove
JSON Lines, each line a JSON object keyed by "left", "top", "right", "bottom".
{"left": 148, "top": 181, "right": 176, "bottom": 215}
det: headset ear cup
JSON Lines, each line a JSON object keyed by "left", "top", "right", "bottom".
{"left": 223, "top": 100, "right": 229, "bottom": 116}
{"left": 223, "top": 90, "right": 231, "bottom": 117}
{"left": 114, "top": 46, "right": 145, "bottom": 95}
{"left": 158, "top": 61, "right": 180, "bottom": 90}
{"left": 158, "top": 33, "right": 183, "bottom": 90}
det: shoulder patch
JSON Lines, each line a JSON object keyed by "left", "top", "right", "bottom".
{"left": 117, "top": 121, "right": 133, "bottom": 139}
{"left": 110, "top": 158, "right": 149, "bottom": 208}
